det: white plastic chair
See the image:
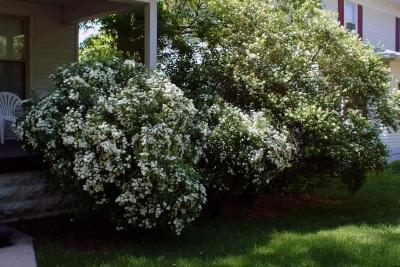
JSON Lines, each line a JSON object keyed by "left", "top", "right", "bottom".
{"left": 0, "top": 92, "right": 22, "bottom": 144}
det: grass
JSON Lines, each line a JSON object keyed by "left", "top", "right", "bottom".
{"left": 30, "top": 171, "right": 400, "bottom": 267}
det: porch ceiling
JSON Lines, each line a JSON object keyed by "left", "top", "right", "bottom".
{"left": 14, "top": 0, "right": 149, "bottom": 23}
{"left": 14, "top": 0, "right": 149, "bottom": 6}
{"left": 15, "top": 0, "right": 77, "bottom": 6}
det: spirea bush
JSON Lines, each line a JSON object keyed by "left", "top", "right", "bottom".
{"left": 15, "top": 60, "right": 209, "bottom": 234}
{"left": 16, "top": 59, "right": 294, "bottom": 234}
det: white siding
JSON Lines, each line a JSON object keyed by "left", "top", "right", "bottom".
{"left": 0, "top": 0, "right": 77, "bottom": 98}
{"left": 389, "top": 60, "right": 400, "bottom": 93}
{"left": 382, "top": 129, "right": 400, "bottom": 150}
{"left": 33, "top": 11, "right": 77, "bottom": 97}
{"left": 322, "top": 0, "right": 338, "bottom": 13}
{"left": 382, "top": 130, "right": 400, "bottom": 162}
{"left": 323, "top": 0, "right": 400, "bottom": 51}
{"left": 382, "top": 60, "right": 400, "bottom": 161}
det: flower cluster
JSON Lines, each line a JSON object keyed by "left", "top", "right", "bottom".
{"left": 204, "top": 104, "right": 294, "bottom": 194}
{"left": 15, "top": 60, "right": 207, "bottom": 234}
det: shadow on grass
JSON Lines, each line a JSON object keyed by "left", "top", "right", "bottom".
{"left": 28, "top": 171, "right": 400, "bottom": 266}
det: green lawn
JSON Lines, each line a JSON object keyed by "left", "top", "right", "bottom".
{"left": 34, "top": 171, "right": 400, "bottom": 267}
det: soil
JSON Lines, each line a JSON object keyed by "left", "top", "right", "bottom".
{"left": 222, "top": 193, "right": 342, "bottom": 219}
{"left": 10, "top": 193, "right": 342, "bottom": 251}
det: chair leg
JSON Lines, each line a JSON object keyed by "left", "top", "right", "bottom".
{"left": 0, "top": 118, "right": 4, "bottom": 145}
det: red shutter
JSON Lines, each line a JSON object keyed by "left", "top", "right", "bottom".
{"left": 397, "top": 17, "right": 400, "bottom": 52}
{"left": 357, "top": 5, "right": 363, "bottom": 39}
{"left": 338, "top": 0, "right": 345, "bottom": 26}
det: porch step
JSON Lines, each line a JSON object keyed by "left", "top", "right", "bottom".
{"left": 0, "top": 141, "right": 45, "bottom": 174}
{"left": 0, "top": 171, "right": 45, "bottom": 188}
{"left": 0, "top": 184, "right": 47, "bottom": 202}
{"left": 0, "top": 155, "right": 45, "bottom": 174}
{"left": 0, "top": 171, "right": 66, "bottom": 222}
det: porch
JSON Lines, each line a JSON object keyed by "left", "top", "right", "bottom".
{"left": 0, "top": 141, "right": 43, "bottom": 174}
{"left": 0, "top": 0, "right": 158, "bottom": 222}
{"left": 0, "top": 140, "right": 31, "bottom": 160}
{"left": 0, "top": 0, "right": 157, "bottom": 160}
{"left": 0, "top": 0, "right": 157, "bottom": 97}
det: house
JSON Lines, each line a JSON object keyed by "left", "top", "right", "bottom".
{"left": 323, "top": 0, "right": 400, "bottom": 161}
{"left": 0, "top": 0, "right": 157, "bottom": 221}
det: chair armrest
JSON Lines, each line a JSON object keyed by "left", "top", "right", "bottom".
{"left": 2, "top": 116, "right": 16, "bottom": 122}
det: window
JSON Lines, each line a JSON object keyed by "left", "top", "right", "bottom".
{"left": 345, "top": 1, "right": 357, "bottom": 32}
{"left": 0, "top": 15, "right": 28, "bottom": 99}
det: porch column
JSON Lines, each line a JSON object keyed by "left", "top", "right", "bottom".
{"left": 144, "top": 0, "right": 157, "bottom": 69}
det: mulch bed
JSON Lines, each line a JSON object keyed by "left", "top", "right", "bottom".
{"left": 11, "top": 215, "right": 136, "bottom": 251}
{"left": 10, "top": 193, "right": 342, "bottom": 251}
{"left": 222, "top": 193, "right": 342, "bottom": 219}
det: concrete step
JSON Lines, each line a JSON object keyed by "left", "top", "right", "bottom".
{"left": 0, "top": 184, "right": 48, "bottom": 202}
{"left": 0, "top": 197, "right": 65, "bottom": 221}
{"left": 0, "top": 171, "right": 66, "bottom": 222}
{"left": 0, "top": 171, "right": 46, "bottom": 187}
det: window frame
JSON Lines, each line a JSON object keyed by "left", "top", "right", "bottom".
{"left": 0, "top": 13, "right": 29, "bottom": 99}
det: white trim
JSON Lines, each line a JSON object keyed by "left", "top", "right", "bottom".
{"left": 61, "top": 0, "right": 142, "bottom": 24}
{"left": 144, "top": 0, "right": 157, "bottom": 69}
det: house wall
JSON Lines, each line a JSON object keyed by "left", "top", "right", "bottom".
{"left": 382, "top": 129, "right": 400, "bottom": 162}
{"left": 389, "top": 60, "right": 400, "bottom": 93}
{"left": 323, "top": 0, "right": 400, "bottom": 51}
{"left": 323, "top": 0, "right": 338, "bottom": 13}
{"left": 385, "top": 60, "right": 400, "bottom": 161}
{"left": 0, "top": 0, "right": 77, "bottom": 98}
{"left": 323, "top": 0, "right": 400, "bottom": 162}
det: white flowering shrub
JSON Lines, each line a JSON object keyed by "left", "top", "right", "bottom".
{"left": 203, "top": 104, "right": 294, "bottom": 195}
{"left": 161, "top": 0, "right": 400, "bottom": 192}
{"left": 15, "top": 60, "right": 207, "bottom": 234}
